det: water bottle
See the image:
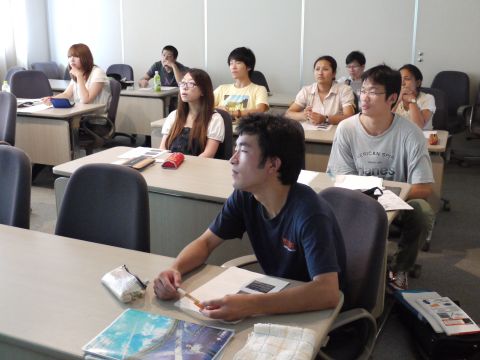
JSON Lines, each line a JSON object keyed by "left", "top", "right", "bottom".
{"left": 1, "top": 80, "right": 10, "bottom": 93}
{"left": 153, "top": 71, "right": 161, "bottom": 92}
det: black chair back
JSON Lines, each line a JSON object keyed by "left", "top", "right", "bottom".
{"left": 10, "top": 70, "right": 53, "bottom": 98}
{"left": 0, "top": 91, "right": 17, "bottom": 146}
{"left": 431, "top": 71, "right": 470, "bottom": 133}
{"left": 250, "top": 70, "right": 270, "bottom": 93}
{"left": 318, "top": 187, "right": 388, "bottom": 312}
{"left": 214, "top": 109, "right": 233, "bottom": 160}
{"left": 5, "top": 66, "right": 26, "bottom": 83}
{"left": 0, "top": 145, "right": 31, "bottom": 229}
{"left": 107, "top": 64, "right": 134, "bottom": 81}
{"left": 107, "top": 78, "right": 121, "bottom": 124}
{"left": 31, "top": 61, "right": 61, "bottom": 79}
{"left": 55, "top": 163, "right": 150, "bottom": 252}
{"left": 420, "top": 87, "right": 449, "bottom": 131}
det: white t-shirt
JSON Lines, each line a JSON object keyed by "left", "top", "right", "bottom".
{"left": 70, "top": 66, "right": 111, "bottom": 113}
{"left": 294, "top": 82, "right": 354, "bottom": 116}
{"left": 162, "top": 110, "right": 225, "bottom": 142}
{"left": 395, "top": 91, "right": 436, "bottom": 130}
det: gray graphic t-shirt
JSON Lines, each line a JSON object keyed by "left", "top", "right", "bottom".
{"left": 327, "top": 113, "right": 434, "bottom": 184}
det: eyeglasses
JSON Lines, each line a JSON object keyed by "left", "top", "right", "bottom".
{"left": 359, "top": 89, "right": 386, "bottom": 97}
{"left": 346, "top": 65, "right": 361, "bottom": 70}
{"left": 178, "top": 81, "right": 197, "bottom": 89}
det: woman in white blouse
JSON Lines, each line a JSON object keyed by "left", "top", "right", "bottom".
{"left": 286, "top": 55, "right": 355, "bottom": 125}
{"left": 394, "top": 64, "right": 436, "bottom": 130}
{"left": 160, "top": 69, "right": 225, "bottom": 158}
{"left": 43, "top": 43, "right": 110, "bottom": 113}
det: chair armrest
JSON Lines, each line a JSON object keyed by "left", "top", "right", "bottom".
{"left": 457, "top": 104, "right": 472, "bottom": 118}
{"left": 0, "top": 141, "right": 12, "bottom": 146}
{"left": 80, "top": 115, "right": 115, "bottom": 140}
{"left": 221, "top": 254, "right": 258, "bottom": 268}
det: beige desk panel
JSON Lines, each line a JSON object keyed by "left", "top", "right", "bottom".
{"left": 116, "top": 95, "right": 165, "bottom": 136}
{"left": 0, "top": 224, "right": 340, "bottom": 360}
{"left": 16, "top": 116, "right": 72, "bottom": 165}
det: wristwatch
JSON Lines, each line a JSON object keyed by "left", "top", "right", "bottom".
{"left": 409, "top": 98, "right": 417, "bottom": 104}
{"left": 325, "top": 116, "right": 330, "bottom": 124}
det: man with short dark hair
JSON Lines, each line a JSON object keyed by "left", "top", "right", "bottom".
{"left": 154, "top": 114, "right": 344, "bottom": 321}
{"left": 327, "top": 64, "right": 435, "bottom": 291}
{"left": 139, "top": 45, "right": 189, "bottom": 88}
{"left": 214, "top": 47, "right": 269, "bottom": 121}
{"left": 338, "top": 50, "right": 366, "bottom": 97}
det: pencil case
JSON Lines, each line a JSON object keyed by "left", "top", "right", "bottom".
{"left": 101, "top": 265, "right": 148, "bottom": 303}
{"left": 123, "top": 156, "right": 155, "bottom": 171}
{"left": 428, "top": 133, "right": 439, "bottom": 145}
{"left": 162, "top": 152, "right": 185, "bottom": 169}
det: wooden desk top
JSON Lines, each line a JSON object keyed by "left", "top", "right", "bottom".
{"left": 0, "top": 224, "right": 341, "bottom": 359}
{"left": 48, "top": 79, "right": 179, "bottom": 99}
{"left": 17, "top": 102, "right": 105, "bottom": 119}
{"left": 53, "top": 147, "right": 410, "bottom": 221}
{"left": 120, "top": 87, "right": 179, "bottom": 98}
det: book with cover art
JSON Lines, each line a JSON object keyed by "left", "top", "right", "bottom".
{"left": 82, "top": 309, "right": 234, "bottom": 359}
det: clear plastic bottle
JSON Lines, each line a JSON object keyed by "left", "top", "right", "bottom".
{"left": 2, "top": 80, "right": 10, "bottom": 93}
{"left": 153, "top": 71, "right": 161, "bottom": 92}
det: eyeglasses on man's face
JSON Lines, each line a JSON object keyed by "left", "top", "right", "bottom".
{"left": 346, "top": 65, "right": 361, "bottom": 70}
{"left": 178, "top": 81, "right": 197, "bottom": 89}
{"left": 359, "top": 89, "right": 386, "bottom": 97}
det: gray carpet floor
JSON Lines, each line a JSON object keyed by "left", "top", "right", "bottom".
{"left": 30, "top": 132, "right": 480, "bottom": 359}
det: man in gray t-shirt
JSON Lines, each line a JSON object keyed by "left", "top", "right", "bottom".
{"left": 327, "top": 65, "right": 435, "bottom": 291}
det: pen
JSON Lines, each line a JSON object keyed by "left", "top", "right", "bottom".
{"left": 177, "top": 288, "right": 204, "bottom": 309}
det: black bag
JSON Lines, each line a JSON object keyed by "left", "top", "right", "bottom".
{"left": 395, "top": 294, "right": 480, "bottom": 360}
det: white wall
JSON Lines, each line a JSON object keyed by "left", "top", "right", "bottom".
{"left": 46, "top": 0, "right": 122, "bottom": 74}
{"left": 42, "top": 0, "right": 480, "bottom": 98}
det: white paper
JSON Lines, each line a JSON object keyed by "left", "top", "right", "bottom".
{"left": 377, "top": 190, "right": 413, "bottom": 211}
{"left": 423, "top": 130, "right": 438, "bottom": 139}
{"left": 118, "top": 147, "right": 169, "bottom": 159}
{"left": 301, "top": 122, "right": 332, "bottom": 131}
{"left": 17, "top": 103, "right": 52, "bottom": 113}
{"left": 175, "top": 267, "right": 289, "bottom": 314}
{"left": 297, "top": 170, "right": 319, "bottom": 187}
{"left": 334, "top": 174, "right": 383, "bottom": 190}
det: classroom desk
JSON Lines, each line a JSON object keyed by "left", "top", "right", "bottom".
{"left": 0, "top": 224, "right": 342, "bottom": 359}
{"left": 116, "top": 87, "right": 179, "bottom": 136}
{"left": 15, "top": 103, "right": 105, "bottom": 165}
{"left": 268, "top": 92, "right": 294, "bottom": 115}
{"left": 48, "top": 79, "right": 179, "bottom": 136}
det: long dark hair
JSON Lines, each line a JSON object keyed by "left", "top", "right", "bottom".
{"left": 165, "top": 68, "right": 215, "bottom": 152}
{"left": 67, "top": 43, "right": 94, "bottom": 82}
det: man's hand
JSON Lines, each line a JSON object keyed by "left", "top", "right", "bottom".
{"left": 138, "top": 79, "right": 149, "bottom": 88}
{"left": 200, "top": 294, "right": 253, "bottom": 322}
{"left": 153, "top": 269, "right": 182, "bottom": 300}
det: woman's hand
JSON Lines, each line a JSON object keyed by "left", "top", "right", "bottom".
{"left": 69, "top": 66, "right": 84, "bottom": 80}
{"left": 41, "top": 96, "right": 52, "bottom": 105}
{"left": 400, "top": 87, "right": 417, "bottom": 105}
{"left": 309, "top": 111, "right": 327, "bottom": 125}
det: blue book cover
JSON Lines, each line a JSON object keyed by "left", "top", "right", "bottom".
{"left": 82, "top": 309, "right": 234, "bottom": 359}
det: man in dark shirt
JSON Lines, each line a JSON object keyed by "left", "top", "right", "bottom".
{"left": 154, "top": 114, "right": 344, "bottom": 322}
{"left": 138, "top": 45, "right": 189, "bottom": 88}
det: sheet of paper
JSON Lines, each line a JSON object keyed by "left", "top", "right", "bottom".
{"left": 17, "top": 103, "right": 52, "bottom": 113}
{"left": 138, "top": 87, "right": 152, "bottom": 91}
{"left": 118, "top": 147, "right": 169, "bottom": 159}
{"left": 334, "top": 174, "right": 383, "bottom": 190}
{"left": 423, "top": 130, "right": 438, "bottom": 139}
{"left": 301, "top": 122, "right": 332, "bottom": 131}
{"left": 377, "top": 190, "right": 413, "bottom": 211}
{"left": 297, "top": 170, "right": 319, "bottom": 187}
{"left": 175, "top": 267, "right": 289, "bottom": 314}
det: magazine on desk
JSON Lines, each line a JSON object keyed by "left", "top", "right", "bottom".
{"left": 82, "top": 308, "right": 234, "bottom": 359}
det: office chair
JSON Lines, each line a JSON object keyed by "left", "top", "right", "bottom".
{"left": 431, "top": 71, "right": 470, "bottom": 134}
{"left": 250, "top": 70, "right": 270, "bottom": 93}
{"left": 457, "top": 83, "right": 480, "bottom": 165}
{"left": 55, "top": 163, "right": 150, "bottom": 252}
{"left": 5, "top": 66, "right": 26, "bottom": 84}
{"left": 0, "top": 145, "right": 31, "bottom": 229}
{"left": 0, "top": 91, "right": 17, "bottom": 146}
{"left": 10, "top": 70, "right": 53, "bottom": 98}
{"left": 78, "top": 78, "right": 121, "bottom": 154}
{"left": 106, "top": 64, "right": 134, "bottom": 81}
{"left": 31, "top": 61, "right": 62, "bottom": 79}
{"left": 291, "top": 118, "right": 306, "bottom": 169}
{"left": 317, "top": 187, "right": 388, "bottom": 360}
{"left": 214, "top": 109, "right": 233, "bottom": 160}
{"left": 63, "top": 67, "right": 71, "bottom": 80}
